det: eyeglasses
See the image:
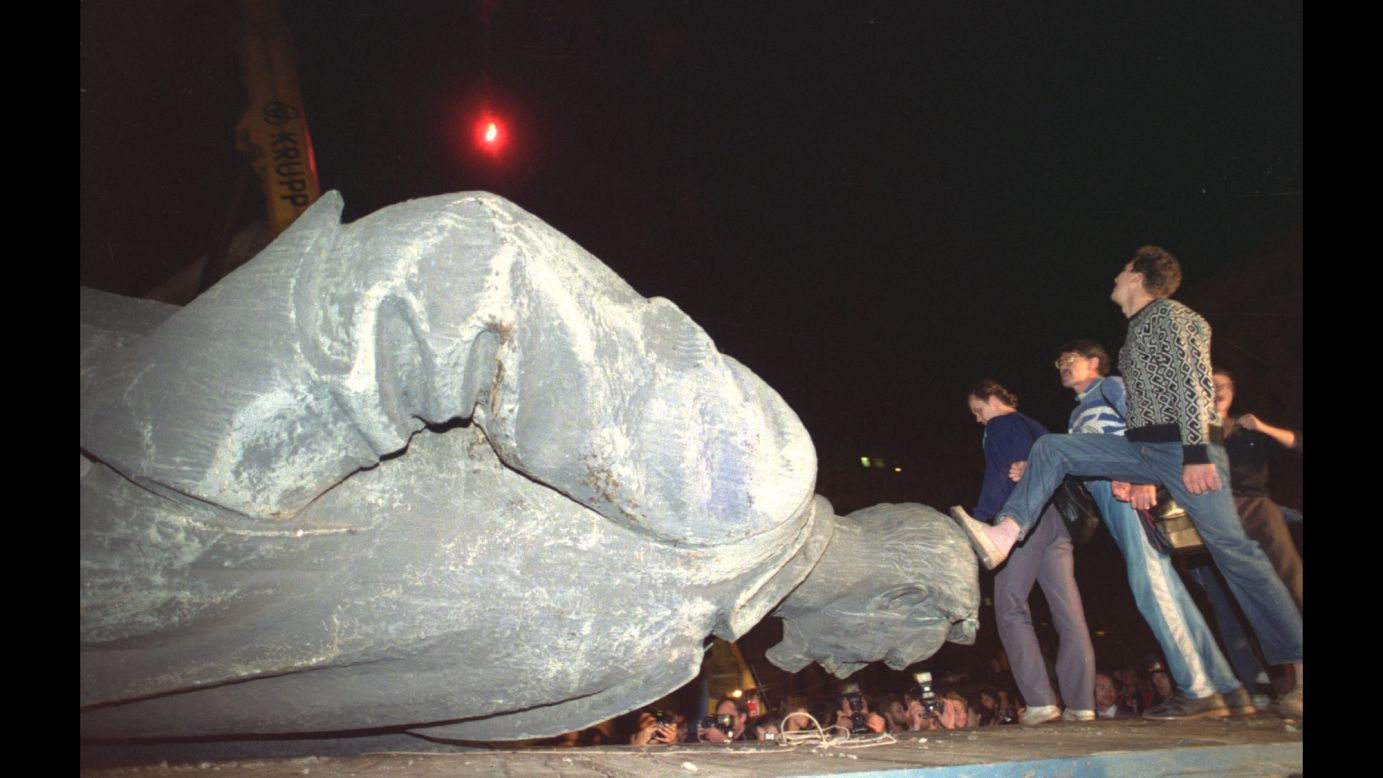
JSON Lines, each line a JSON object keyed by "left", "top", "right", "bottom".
{"left": 1053, "top": 354, "right": 1085, "bottom": 368}
{"left": 1213, "top": 381, "right": 1234, "bottom": 391}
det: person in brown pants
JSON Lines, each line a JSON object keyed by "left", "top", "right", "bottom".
{"left": 1212, "top": 368, "right": 1303, "bottom": 610}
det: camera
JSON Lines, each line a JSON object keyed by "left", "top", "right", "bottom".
{"left": 700, "top": 713, "right": 737, "bottom": 737}
{"left": 649, "top": 708, "right": 674, "bottom": 725}
{"left": 913, "top": 671, "right": 941, "bottom": 720}
{"left": 842, "top": 683, "right": 870, "bottom": 733}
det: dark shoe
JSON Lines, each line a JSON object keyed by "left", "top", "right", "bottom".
{"left": 1142, "top": 693, "right": 1230, "bottom": 721}
{"left": 1222, "top": 687, "right": 1257, "bottom": 716}
{"left": 948, "top": 506, "right": 1008, "bottom": 570}
{"left": 1277, "top": 686, "right": 1302, "bottom": 719}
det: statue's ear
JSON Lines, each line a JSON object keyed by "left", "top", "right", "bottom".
{"left": 867, "top": 584, "right": 930, "bottom": 613}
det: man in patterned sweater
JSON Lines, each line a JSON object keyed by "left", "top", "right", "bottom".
{"left": 1036, "top": 340, "right": 1251, "bottom": 719}
{"left": 950, "top": 246, "right": 1303, "bottom": 719}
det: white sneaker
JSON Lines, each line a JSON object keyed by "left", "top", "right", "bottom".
{"left": 1021, "top": 704, "right": 1061, "bottom": 726}
{"left": 949, "top": 506, "right": 1009, "bottom": 569}
{"left": 1062, "top": 708, "right": 1095, "bottom": 722}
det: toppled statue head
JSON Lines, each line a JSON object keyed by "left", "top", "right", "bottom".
{"left": 767, "top": 503, "right": 979, "bottom": 679}
{"left": 81, "top": 191, "right": 978, "bottom": 744}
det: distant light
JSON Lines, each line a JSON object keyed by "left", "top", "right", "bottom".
{"left": 1093, "top": 630, "right": 1107, "bottom": 637}
{"left": 894, "top": 466, "right": 903, "bottom": 473}
{"left": 860, "top": 456, "right": 871, "bottom": 468}
{"left": 729, "top": 689, "right": 743, "bottom": 699}
{"left": 473, "top": 114, "right": 507, "bottom": 156}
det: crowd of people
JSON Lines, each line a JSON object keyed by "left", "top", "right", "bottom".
{"left": 616, "top": 684, "right": 1001, "bottom": 745}
{"left": 597, "top": 653, "right": 1227, "bottom": 746}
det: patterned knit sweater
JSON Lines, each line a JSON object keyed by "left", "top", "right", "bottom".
{"left": 1117, "top": 298, "right": 1223, "bottom": 465}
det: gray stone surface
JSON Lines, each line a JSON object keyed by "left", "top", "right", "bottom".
{"left": 80, "top": 192, "right": 977, "bottom": 742}
{"left": 79, "top": 718, "right": 1307, "bottom": 777}
{"left": 768, "top": 503, "right": 979, "bottom": 680}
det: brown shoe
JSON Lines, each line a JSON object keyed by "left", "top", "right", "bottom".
{"left": 1223, "top": 687, "right": 1257, "bottom": 716}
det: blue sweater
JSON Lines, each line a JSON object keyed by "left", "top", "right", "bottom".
{"left": 973, "top": 412, "right": 1049, "bottom": 522}
{"left": 1069, "top": 377, "right": 1129, "bottom": 436}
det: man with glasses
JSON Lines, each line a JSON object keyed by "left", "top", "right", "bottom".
{"left": 1016, "top": 341, "right": 1252, "bottom": 719}
{"left": 949, "top": 246, "right": 1303, "bottom": 719}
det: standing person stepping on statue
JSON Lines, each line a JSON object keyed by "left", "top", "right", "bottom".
{"left": 949, "top": 246, "right": 1303, "bottom": 719}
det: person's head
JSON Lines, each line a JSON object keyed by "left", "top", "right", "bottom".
{"left": 782, "top": 712, "right": 813, "bottom": 732}
{"left": 781, "top": 694, "right": 812, "bottom": 731}
{"left": 1213, "top": 368, "right": 1236, "bottom": 416}
{"left": 1129, "top": 246, "right": 1183, "bottom": 298}
{"left": 1094, "top": 673, "right": 1119, "bottom": 709}
{"left": 839, "top": 691, "right": 869, "bottom": 717}
{"left": 704, "top": 698, "right": 748, "bottom": 740}
{"left": 1114, "top": 665, "right": 1139, "bottom": 689}
{"left": 1112, "top": 246, "right": 1181, "bottom": 311}
{"left": 1147, "top": 661, "right": 1173, "bottom": 700}
{"left": 978, "top": 688, "right": 999, "bottom": 712}
{"left": 785, "top": 696, "right": 807, "bottom": 724}
{"left": 880, "top": 694, "right": 909, "bottom": 729}
{"left": 752, "top": 715, "right": 781, "bottom": 741}
{"left": 716, "top": 698, "right": 749, "bottom": 722}
{"left": 967, "top": 379, "right": 1019, "bottom": 425}
{"left": 1054, "top": 340, "right": 1111, "bottom": 392}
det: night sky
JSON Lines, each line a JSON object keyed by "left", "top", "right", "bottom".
{"left": 81, "top": 2, "right": 1302, "bottom": 670}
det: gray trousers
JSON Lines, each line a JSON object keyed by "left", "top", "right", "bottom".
{"left": 994, "top": 505, "right": 1095, "bottom": 710}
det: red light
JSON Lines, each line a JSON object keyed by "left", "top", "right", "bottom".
{"left": 474, "top": 114, "right": 506, "bottom": 156}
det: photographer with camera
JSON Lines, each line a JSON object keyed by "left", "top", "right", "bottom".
{"left": 695, "top": 698, "right": 749, "bottom": 743}
{"left": 629, "top": 707, "right": 685, "bottom": 746}
{"left": 905, "top": 693, "right": 970, "bottom": 731}
{"left": 834, "top": 689, "right": 887, "bottom": 735}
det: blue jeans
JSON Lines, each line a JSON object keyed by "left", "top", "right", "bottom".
{"left": 1185, "top": 561, "right": 1269, "bottom": 691}
{"left": 999, "top": 434, "right": 1302, "bottom": 665}
{"left": 1089, "top": 479, "right": 1241, "bottom": 697}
